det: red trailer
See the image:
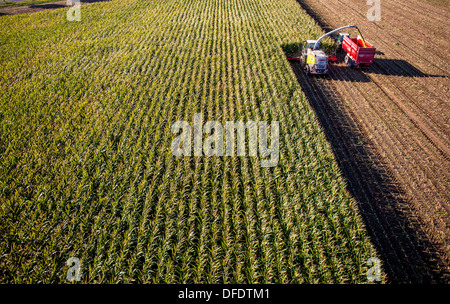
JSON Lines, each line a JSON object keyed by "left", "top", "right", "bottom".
{"left": 342, "top": 35, "right": 376, "bottom": 68}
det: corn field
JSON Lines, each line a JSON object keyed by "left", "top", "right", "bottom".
{"left": 0, "top": 0, "right": 382, "bottom": 283}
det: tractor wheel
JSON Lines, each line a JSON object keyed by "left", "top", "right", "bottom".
{"left": 304, "top": 65, "right": 310, "bottom": 75}
{"left": 344, "top": 54, "right": 349, "bottom": 64}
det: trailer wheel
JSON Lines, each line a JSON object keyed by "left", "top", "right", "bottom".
{"left": 344, "top": 54, "right": 349, "bottom": 64}
{"left": 350, "top": 59, "right": 355, "bottom": 68}
{"left": 345, "top": 55, "right": 355, "bottom": 68}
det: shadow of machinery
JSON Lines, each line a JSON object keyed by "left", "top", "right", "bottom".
{"left": 370, "top": 58, "right": 446, "bottom": 78}
{"left": 332, "top": 50, "right": 445, "bottom": 78}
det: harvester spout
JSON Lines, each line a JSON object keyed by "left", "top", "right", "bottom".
{"left": 313, "top": 25, "right": 367, "bottom": 50}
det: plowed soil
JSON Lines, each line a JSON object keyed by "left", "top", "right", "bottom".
{"left": 291, "top": 0, "right": 449, "bottom": 283}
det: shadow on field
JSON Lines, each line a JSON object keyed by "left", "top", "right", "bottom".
{"left": 370, "top": 59, "right": 446, "bottom": 78}
{"left": 29, "top": 3, "right": 64, "bottom": 9}
{"left": 292, "top": 0, "right": 449, "bottom": 284}
{"left": 332, "top": 52, "right": 445, "bottom": 78}
{"left": 28, "top": 0, "right": 110, "bottom": 9}
{"left": 287, "top": 59, "right": 448, "bottom": 283}
{"left": 80, "top": 0, "right": 111, "bottom": 3}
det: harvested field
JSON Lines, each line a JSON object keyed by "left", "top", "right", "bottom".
{"left": 291, "top": 0, "right": 449, "bottom": 283}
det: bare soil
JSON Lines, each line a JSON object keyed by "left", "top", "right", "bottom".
{"left": 292, "top": 0, "right": 449, "bottom": 283}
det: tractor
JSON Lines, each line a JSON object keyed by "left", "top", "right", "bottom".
{"left": 297, "top": 25, "right": 375, "bottom": 75}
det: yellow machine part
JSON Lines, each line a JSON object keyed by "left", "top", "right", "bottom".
{"left": 307, "top": 53, "right": 315, "bottom": 65}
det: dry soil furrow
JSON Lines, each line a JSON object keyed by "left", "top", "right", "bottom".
{"left": 294, "top": 0, "right": 450, "bottom": 282}
{"left": 331, "top": 66, "right": 448, "bottom": 202}
{"left": 323, "top": 68, "right": 450, "bottom": 281}
{"left": 345, "top": 0, "right": 448, "bottom": 47}
{"left": 330, "top": 0, "right": 450, "bottom": 75}
{"left": 309, "top": 0, "right": 449, "bottom": 77}
{"left": 368, "top": 73, "right": 450, "bottom": 160}
{"left": 297, "top": 0, "right": 450, "bottom": 199}
{"left": 367, "top": 63, "right": 450, "bottom": 146}
{"left": 327, "top": 0, "right": 450, "bottom": 104}
{"left": 330, "top": 63, "right": 450, "bottom": 238}
{"left": 329, "top": 64, "right": 450, "bottom": 238}
{"left": 302, "top": 0, "right": 450, "bottom": 194}
{"left": 305, "top": 0, "right": 450, "bottom": 146}
{"left": 291, "top": 62, "right": 446, "bottom": 282}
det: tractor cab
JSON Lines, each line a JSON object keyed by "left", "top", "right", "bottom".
{"left": 304, "top": 40, "right": 317, "bottom": 51}
{"left": 300, "top": 40, "right": 329, "bottom": 74}
{"left": 336, "top": 33, "right": 350, "bottom": 51}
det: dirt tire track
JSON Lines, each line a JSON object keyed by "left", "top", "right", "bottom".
{"left": 293, "top": 0, "right": 450, "bottom": 283}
